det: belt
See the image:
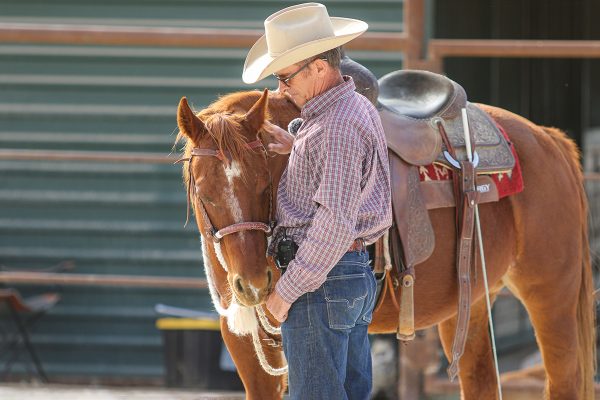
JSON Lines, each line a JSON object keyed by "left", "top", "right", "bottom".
{"left": 277, "top": 239, "right": 373, "bottom": 273}
{"left": 348, "top": 238, "right": 366, "bottom": 253}
{"left": 278, "top": 238, "right": 367, "bottom": 271}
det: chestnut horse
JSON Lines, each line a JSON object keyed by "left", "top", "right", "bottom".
{"left": 175, "top": 86, "right": 595, "bottom": 399}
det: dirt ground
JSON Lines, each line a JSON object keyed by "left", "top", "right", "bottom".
{"left": 0, "top": 384, "right": 244, "bottom": 400}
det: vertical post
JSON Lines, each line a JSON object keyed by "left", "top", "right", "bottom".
{"left": 398, "top": 328, "right": 440, "bottom": 399}
{"left": 403, "top": 0, "right": 425, "bottom": 69}
{"left": 398, "top": 346, "right": 422, "bottom": 400}
{"left": 403, "top": 0, "right": 443, "bottom": 72}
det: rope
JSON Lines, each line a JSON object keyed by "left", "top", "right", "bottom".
{"left": 251, "top": 326, "right": 288, "bottom": 376}
{"left": 462, "top": 108, "right": 503, "bottom": 400}
{"left": 475, "top": 207, "right": 503, "bottom": 400}
{"left": 256, "top": 305, "right": 282, "bottom": 336}
{"left": 374, "top": 230, "right": 400, "bottom": 314}
{"left": 383, "top": 229, "right": 392, "bottom": 271}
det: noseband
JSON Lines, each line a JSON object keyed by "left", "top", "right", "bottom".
{"left": 178, "top": 139, "right": 274, "bottom": 243}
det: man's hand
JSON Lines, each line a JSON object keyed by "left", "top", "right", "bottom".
{"left": 266, "top": 290, "right": 291, "bottom": 322}
{"left": 263, "top": 121, "right": 294, "bottom": 155}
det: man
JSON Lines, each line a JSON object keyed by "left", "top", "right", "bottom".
{"left": 242, "top": 3, "right": 392, "bottom": 399}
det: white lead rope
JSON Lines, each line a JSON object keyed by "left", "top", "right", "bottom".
{"left": 205, "top": 239, "right": 287, "bottom": 376}
{"left": 251, "top": 327, "right": 288, "bottom": 376}
{"left": 256, "top": 305, "right": 282, "bottom": 335}
{"left": 462, "top": 108, "right": 503, "bottom": 400}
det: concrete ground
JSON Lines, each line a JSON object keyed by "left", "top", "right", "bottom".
{"left": 0, "top": 383, "right": 244, "bottom": 400}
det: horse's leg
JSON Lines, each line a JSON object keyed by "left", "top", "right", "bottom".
{"left": 438, "top": 291, "right": 500, "bottom": 400}
{"left": 504, "top": 263, "right": 583, "bottom": 400}
{"left": 481, "top": 106, "right": 595, "bottom": 399}
{"left": 501, "top": 159, "right": 592, "bottom": 399}
{"left": 220, "top": 317, "right": 287, "bottom": 400}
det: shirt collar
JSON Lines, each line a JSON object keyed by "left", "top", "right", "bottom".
{"left": 301, "top": 76, "right": 356, "bottom": 119}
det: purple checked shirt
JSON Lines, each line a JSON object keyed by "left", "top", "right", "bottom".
{"left": 273, "top": 76, "right": 392, "bottom": 304}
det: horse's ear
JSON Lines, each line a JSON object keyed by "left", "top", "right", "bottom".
{"left": 244, "top": 89, "right": 269, "bottom": 133}
{"left": 177, "top": 97, "right": 205, "bottom": 142}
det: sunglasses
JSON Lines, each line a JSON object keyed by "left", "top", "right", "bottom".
{"left": 273, "top": 58, "right": 327, "bottom": 87}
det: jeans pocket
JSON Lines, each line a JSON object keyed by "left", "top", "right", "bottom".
{"left": 323, "top": 273, "right": 368, "bottom": 330}
{"left": 361, "top": 270, "right": 377, "bottom": 324}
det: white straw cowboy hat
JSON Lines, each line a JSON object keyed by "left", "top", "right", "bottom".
{"left": 242, "top": 3, "right": 368, "bottom": 84}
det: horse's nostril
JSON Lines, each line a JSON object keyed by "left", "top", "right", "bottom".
{"left": 234, "top": 276, "right": 244, "bottom": 294}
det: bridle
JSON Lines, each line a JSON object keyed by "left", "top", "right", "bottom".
{"left": 177, "top": 132, "right": 287, "bottom": 377}
{"left": 178, "top": 139, "right": 275, "bottom": 243}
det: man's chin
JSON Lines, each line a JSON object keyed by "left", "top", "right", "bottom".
{"left": 283, "top": 93, "right": 303, "bottom": 108}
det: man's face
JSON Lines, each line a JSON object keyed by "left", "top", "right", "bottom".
{"left": 273, "top": 59, "right": 318, "bottom": 108}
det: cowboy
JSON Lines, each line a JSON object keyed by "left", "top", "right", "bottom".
{"left": 243, "top": 3, "right": 392, "bottom": 399}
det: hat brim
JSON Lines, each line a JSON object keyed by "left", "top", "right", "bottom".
{"left": 242, "top": 17, "right": 368, "bottom": 84}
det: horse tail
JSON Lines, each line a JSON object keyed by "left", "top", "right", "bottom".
{"left": 542, "top": 126, "right": 596, "bottom": 399}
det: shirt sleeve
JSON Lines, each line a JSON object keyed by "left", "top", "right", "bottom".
{"left": 275, "top": 118, "right": 365, "bottom": 304}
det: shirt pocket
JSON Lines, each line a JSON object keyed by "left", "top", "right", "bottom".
{"left": 323, "top": 273, "right": 368, "bottom": 330}
{"left": 286, "top": 137, "right": 312, "bottom": 194}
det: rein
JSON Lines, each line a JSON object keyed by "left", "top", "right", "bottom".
{"left": 177, "top": 139, "right": 275, "bottom": 243}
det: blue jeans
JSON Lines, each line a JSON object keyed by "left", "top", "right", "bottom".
{"left": 281, "top": 251, "right": 376, "bottom": 400}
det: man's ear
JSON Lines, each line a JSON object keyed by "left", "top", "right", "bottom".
{"left": 244, "top": 89, "right": 269, "bottom": 133}
{"left": 313, "top": 58, "right": 329, "bottom": 77}
{"left": 177, "top": 97, "right": 205, "bottom": 142}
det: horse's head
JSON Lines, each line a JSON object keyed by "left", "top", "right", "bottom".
{"left": 176, "top": 90, "right": 292, "bottom": 307}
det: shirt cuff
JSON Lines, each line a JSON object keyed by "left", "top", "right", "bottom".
{"left": 274, "top": 265, "right": 305, "bottom": 304}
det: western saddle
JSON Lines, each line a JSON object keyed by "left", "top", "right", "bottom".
{"left": 374, "top": 69, "right": 515, "bottom": 381}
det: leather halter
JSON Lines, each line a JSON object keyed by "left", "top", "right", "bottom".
{"left": 178, "top": 139, "right": 274, "bottom": 243}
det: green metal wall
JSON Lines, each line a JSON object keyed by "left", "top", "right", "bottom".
{"left": 0, "top": 0, "right": 403, "bottom": 382}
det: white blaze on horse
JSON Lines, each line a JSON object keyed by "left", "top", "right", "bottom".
{"left": 175, "top": 68, "right": 596, "bottom": 400}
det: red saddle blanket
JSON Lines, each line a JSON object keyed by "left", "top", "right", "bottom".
{"left": 417, "top": 124, "right": 524, "bottom": 199}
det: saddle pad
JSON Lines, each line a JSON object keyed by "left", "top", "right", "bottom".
{"left": 418, "top": 123, "right": 524, "bottom": 199}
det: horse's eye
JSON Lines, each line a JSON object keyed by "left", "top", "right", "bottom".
{"left": 198, "top": 194, "right": 216, "bottom": 206}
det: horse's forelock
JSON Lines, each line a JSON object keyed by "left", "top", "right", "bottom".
{"left": 179, "top": 90, "right": 283, "bottom": 210}
{"left": 203, "top": 112, "right": 250, "bottom": 164}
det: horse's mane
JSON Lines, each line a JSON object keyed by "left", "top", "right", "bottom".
{"left": 176, "top": 90, "right": 270, "bottom": 164}
{"left": 175, "top": 90, "right": 279, "bottom": 213}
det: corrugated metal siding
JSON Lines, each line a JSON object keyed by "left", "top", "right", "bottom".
{"left": 0, "top": 0, "right": 403, "bottom": 32}
{"left": 0, "top": 1, "right": 404, "bottom": 382}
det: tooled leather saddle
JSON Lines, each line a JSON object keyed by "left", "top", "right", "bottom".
{"left": 375, "top": 69, "right": 515, "bottom": 381}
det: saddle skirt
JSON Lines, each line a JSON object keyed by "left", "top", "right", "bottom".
{"left": 378, "top": 70, "right": 515, "bottom": 174}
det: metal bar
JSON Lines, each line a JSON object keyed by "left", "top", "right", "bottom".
{"left": 6, "top": 305, "right": 48, "bottom": 383}
{"left": 2, "top": 149, "right": 599, "bottom": 182}
{"left": 0, "top": 272, "right": 207, "bottom": 289}
{"left": 0, "top": 23, "right": 409, "bottom": 52}
{"left": 0, "top": 149, "right": 179, "bottom": 164}
{"left": 1, "top": 149, "right": 598, "bottom": 180}
{"left": 429, "top": 39, "right": 600, "bottom": 58}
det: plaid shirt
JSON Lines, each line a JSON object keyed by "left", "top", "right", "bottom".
{"left": 273, "top": 76, "right": 392, "bottom": 304}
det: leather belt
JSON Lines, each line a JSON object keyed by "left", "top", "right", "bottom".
{"left": 347, "top": 238, "right": 367, "bottom": 253}
{"left": 278, "top": 238, "right": 367, "bottom": 272}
